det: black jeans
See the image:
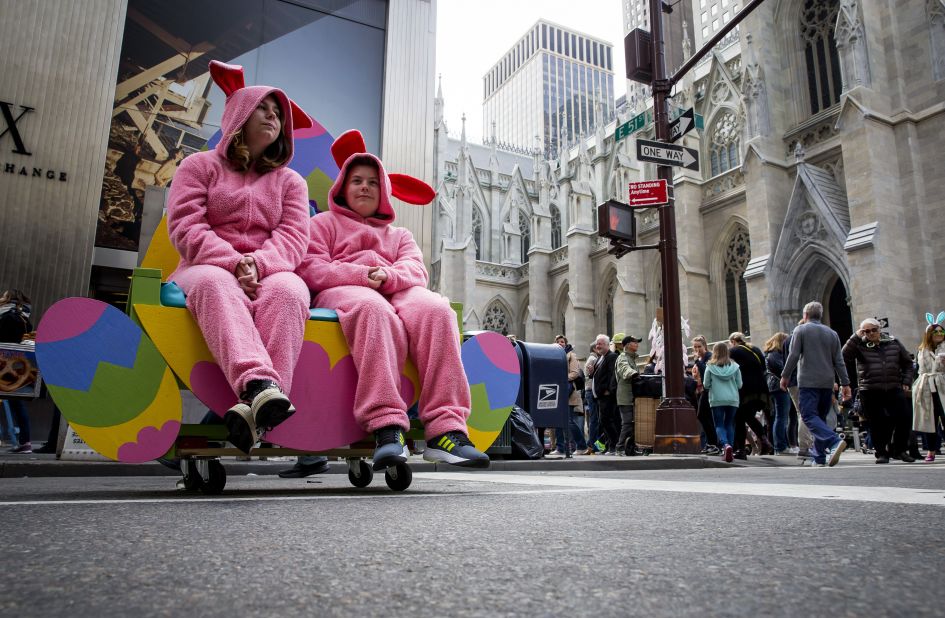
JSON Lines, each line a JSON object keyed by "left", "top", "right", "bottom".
{"left": 696, "top": 390, "right": 718, "bottom": 448}
{"left": 597, "top": 396, "right": 620, "bottom": 452}
{"left": 859, "top": 388, "right": 909, "bottom": 457}
{"left": 617, "top": 404, "right": 636, "bottom": 453}
{"left": 734, "top": 394, "right": 768, "bottom": 453}
{"left": 923, "top": 392, "right": 945, "bottom": 452}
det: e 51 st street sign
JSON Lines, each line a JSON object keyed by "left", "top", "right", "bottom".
{"left": 636, "top": 138, "right": 700, "bottom": 171}
{"left": 668, "top": 107, "right": 704, "bottom": 142}
{"left": 614, "top": 110, "right": 648, "bottom": 142}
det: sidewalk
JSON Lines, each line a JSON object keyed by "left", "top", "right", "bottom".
{"left": 0, "top": 443, "right": 889, "bottom": 478}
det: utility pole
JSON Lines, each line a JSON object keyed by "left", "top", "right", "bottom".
{"left": 639, "top": 0, "right": 768, "bottom": 453}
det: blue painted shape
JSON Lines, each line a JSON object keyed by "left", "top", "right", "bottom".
{"left": 461, "top": 336, "right": 520, "bottom": 409}
{"left": 160, "top": 282, "right": 186, "bottom": 308}
{"left": 159, "top": 283, "right": 338, "bottom": 321}
{"left": 35, "top": 306, "right": 143, "bottom": 392}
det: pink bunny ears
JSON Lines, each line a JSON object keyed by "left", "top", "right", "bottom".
{"left": 330, "top": 129, "right": 435, "bottom": 206}
{"left": 926, "top": 311, "right": 945, "bottom": 326}
{"left": 208, "top": 60, "right": 314, "bottom": 131}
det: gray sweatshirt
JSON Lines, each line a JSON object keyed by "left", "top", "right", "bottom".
{"left": 781, "top": 319, "right": 850, "bottom": 389}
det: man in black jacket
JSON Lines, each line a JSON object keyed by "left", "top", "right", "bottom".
{"left": 728, "top": 332, "right": 774, "bottom": 458}
{"left": 842, "top": 318, "right": 915, "bottom": 463}
{"left": 593, "top": 334, "right": 620, "bottom": 455}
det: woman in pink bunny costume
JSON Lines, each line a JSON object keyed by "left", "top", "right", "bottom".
{"left": 167, "top": 61, "right": 312, "bottom": 454}
{"left": 297, "top": 130, "right": 489, "bottom": 470}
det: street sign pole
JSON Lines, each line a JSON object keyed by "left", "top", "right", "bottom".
{"left": 648, "top": 0, "right": 699, "bottom": 454}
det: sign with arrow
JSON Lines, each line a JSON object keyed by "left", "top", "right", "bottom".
{"left": 627, "top": 179, "right": 668, "bottom": 207}
{"left": 668, "top": 107, "right": 704, "bottom": 142}
{"left": 636, "top": 138, "right": 700, "bottom": 171}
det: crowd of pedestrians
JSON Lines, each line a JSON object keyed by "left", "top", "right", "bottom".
{"left": 547, "top": 301, "right": 945, "bottom": 467}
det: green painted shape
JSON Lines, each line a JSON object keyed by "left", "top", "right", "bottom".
{"left": 467, "top": 383, "right": 512, "bottom": 433}
{"left": 46, "top": 336, "right": 167, "bottom": 428}
{"left": 306, "top": 167, "right": 334, "bottom": 213}
{"left": 128, "top": 268, "right": 162, "bottom": 327}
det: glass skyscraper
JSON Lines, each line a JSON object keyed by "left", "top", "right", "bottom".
{"left": 482, "top": 19, "right": 615, "bottom": 157}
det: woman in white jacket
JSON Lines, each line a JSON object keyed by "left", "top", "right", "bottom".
{"left": 913, "top": 315, "right": 945, "bottom": 462}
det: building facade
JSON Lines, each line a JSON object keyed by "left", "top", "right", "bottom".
{"left": 482, "top": 20, "right": 616, "bottom": 157}
{"left": 434, "top": 0, "right": 945, "bottom": 355}
{"left": 0, "top": 0, "right": 436, "bottom": 317}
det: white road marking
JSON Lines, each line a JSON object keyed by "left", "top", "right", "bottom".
{"left": 415, "top": 473, "right": 945, "bottom": 506}
{"left": 0, "top": 487, "right": 596, "bottom": 507}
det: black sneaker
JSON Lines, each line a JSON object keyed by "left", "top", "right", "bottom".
{"left": 423, "top": 431, "right": 490, "bottom": 468}
{"left": 372, "top": 426, "right": 409, "bottom": 471}
{"left": 242, "top": 380, "right": 295, "bottom": 431}
{"left": 278, "top": 458, "right": 330, "bottom": 478}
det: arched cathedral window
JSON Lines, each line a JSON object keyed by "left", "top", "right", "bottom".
{"left": 472, "top": 208, "right": 483, "bottom": 260}
{"left": 550, "top": 205, "right": 562, "bottom": 249}
{"left": 483, "top": 303, "right": 510, "bottom": 335}
{"left": 724, "top": 225, "right": 751, "bottom": 335}
{"left": 709, "top": 111, "right": 740, "bottom": 177}
{"left": 801, "top": 0, "right": 842, "bottom": 115}
{"left": 519, "top": 210, "right": 531, "bottom": 264}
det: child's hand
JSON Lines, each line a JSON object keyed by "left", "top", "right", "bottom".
{"left": 236, "top": 255, "right": 260, "bottom": 300}
{"left": 367, "top": 267, "right": 387, "bottom": 289}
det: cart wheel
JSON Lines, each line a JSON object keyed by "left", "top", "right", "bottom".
{"left": 199, "top": 459, "right": 226, "bottom": 495}
{"left": 181, "top": 460, "right": 203, "bottom": 491}
{"left": 348, "top": 460, "right": 373, "bottom": 488}
{"left": 385, "top": 463, "right": 412, "bottom": 491}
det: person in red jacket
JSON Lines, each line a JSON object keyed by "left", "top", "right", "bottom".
{"left": 296, "top": 131, "right": 488, "bottom": 470}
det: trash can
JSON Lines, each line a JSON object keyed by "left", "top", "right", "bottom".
{"left": 513, "top": 340, "right": 569, "bottom": 430}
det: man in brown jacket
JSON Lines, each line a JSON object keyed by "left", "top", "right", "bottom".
{"left": 555, "top": 335, "right": 588, "bottom": 455}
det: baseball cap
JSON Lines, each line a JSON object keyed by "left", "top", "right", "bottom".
{"left": 622, "top": 335, "right": 642, "bottom": 345}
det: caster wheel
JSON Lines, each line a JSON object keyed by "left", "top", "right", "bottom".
{"left": 348, "top": 460, "right": 374, "bottom": 488}
{"left": 385, "top": 463, "right": 412, "bottom": 491}
{"left": 199, "top": 459, "right": 226, "bottom": 494}
{"left": 180, "top": 460, "right": 203, "bottom": 491}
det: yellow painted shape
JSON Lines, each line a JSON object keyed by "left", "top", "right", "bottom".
{"left": 137, "top": 304, "right": 420, "bottom": 402}
{"left": 467, "top": 426, "right": 501, "bottom": 453}
{"left": 139, "top": 214, "right": 180, "bottom": 281}
{"left": 70, "top": 366, "right": 182, "bottom": 461}
{"left": 136, "top": 304, "right": 215, "bottom": 389}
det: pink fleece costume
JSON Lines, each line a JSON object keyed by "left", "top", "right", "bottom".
{"left": 167, "top": 61, "right": 312, "bottom": 397}
{"left": 296, "top": 139, "right": 470, "bottom": 440}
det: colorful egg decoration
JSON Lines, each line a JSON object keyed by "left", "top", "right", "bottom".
{"left": 461, "top": 331, "right": 520, "bottom": 451}
{"left": 35, "top": 298, "right": 182, "bottom": 462}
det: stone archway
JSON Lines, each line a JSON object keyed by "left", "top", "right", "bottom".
{"left": 787, "top": 255, "right": 852, "bottom": 340}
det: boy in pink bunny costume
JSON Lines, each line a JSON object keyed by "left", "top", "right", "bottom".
{"left": 167, "top": 61, "right": 312, "bottom": 454}
{"left": 297, "top": 130, "right": 489, "bottom": 469}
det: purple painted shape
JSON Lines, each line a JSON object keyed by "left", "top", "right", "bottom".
{"left": 189, "top": 361, "right": 238, "bottom": 417}
{"left": 293, "top": 123, "right": 326, "bottom": 139}
{"left": 116, "top": 420, "right": 182, "bottom": 463}
{"left": 265, "top": 341, "right": 367, "bottom": 450}
{"left": 476, "top": 331, "right": 521, "bottom": 375}
{"left": 35, "top": 298, "right": 107, "bottom": 343}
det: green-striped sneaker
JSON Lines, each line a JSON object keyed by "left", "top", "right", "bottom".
{"left": 423, "top": 431, "right": 490, "bottom": 468}
{"left": 372, "top": 426, "right": 410, "bottom": 471}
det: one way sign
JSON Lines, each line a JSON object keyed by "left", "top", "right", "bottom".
{"left": 636, "top": 139, "right": 700, "bottom": 171}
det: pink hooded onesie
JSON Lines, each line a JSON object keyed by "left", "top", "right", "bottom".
{"left": 296, "top": 140, "right": 471, "bottom": 440}
{"left": 166, "top": 61, "right": 312, "bottom": 396}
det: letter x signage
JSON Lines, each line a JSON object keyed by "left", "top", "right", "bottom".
{"left": 636, "top": 138, "right": 699, "bottom": 171}
{"left": 0, "top": 101, "right": 34, "bottom": 156}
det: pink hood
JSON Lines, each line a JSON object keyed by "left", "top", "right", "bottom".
{"left": 214, "top": 85, "right": 297, "bottom": 167}
{"left": 328, "top": 152, "right": 396, "bottom": 226}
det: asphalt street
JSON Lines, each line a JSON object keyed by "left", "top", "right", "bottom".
{"left": 2, "top": 462, "right": 944, "bottom": 617}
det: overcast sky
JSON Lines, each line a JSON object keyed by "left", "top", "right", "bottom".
{"left": 435, "top": 0, "right": 626, "bottom": 145}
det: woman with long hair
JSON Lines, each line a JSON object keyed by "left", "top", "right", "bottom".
{"left": 764, "top": 332, "right": 791, "bottom": 454}
{"left": 166, "top": 61, "right": 313, "bottom": 454}
{"left": 912, "top": 318, "right": 945, "bottom": 461}
{"left": 690, "top": 335, "right": 719, "bottom": 454}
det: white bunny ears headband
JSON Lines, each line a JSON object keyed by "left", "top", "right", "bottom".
{"left": 926, "top": 311, "right": 945, "bottom": 327}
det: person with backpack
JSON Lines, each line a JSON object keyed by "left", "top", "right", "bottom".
{"left": 729, "top": 332, "right": 775, "bottom": 458}
{"left": 703, "top": 342, "right": 742, "bottom": 463}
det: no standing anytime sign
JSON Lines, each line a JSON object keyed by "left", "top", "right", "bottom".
{"left": 627, "top": 179, "right": 669, "bottom": 207}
